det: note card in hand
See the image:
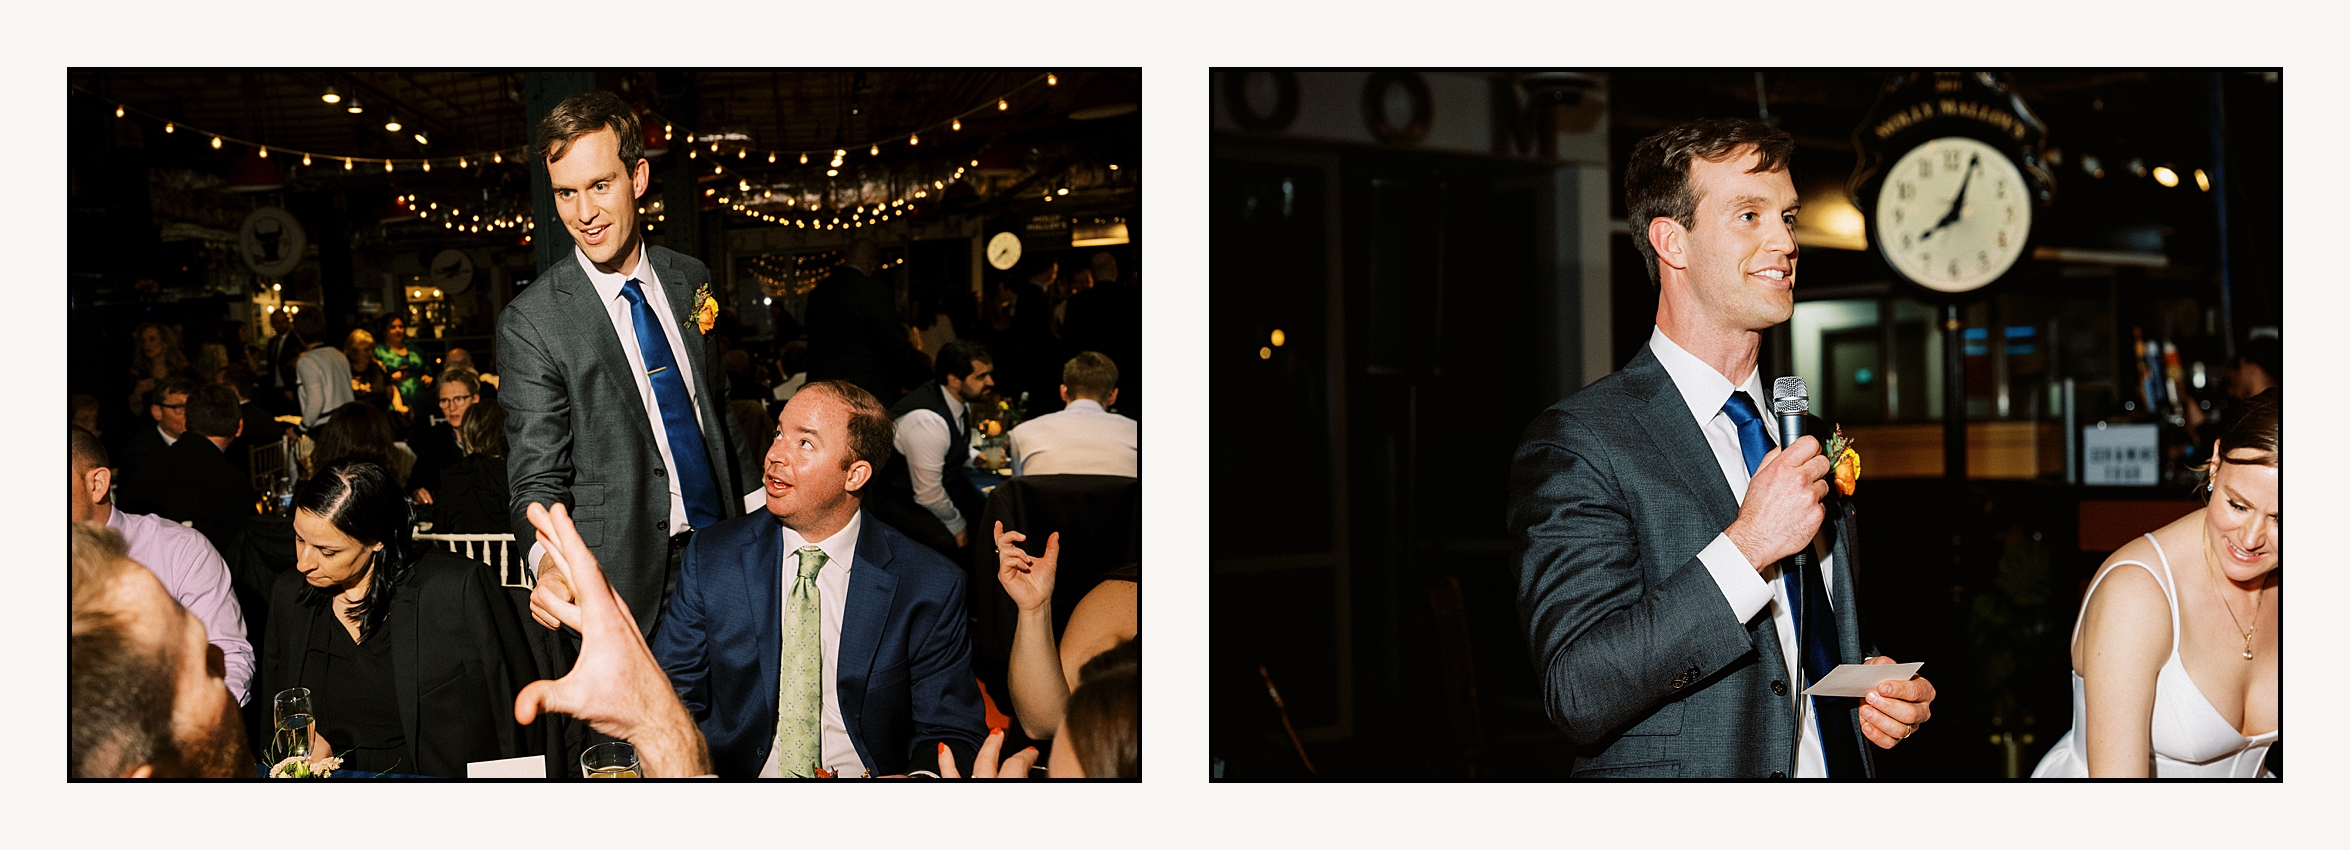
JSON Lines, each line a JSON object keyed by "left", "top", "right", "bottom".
{"left": 1800, "top": 662, "right": 1923, "bottom": 698}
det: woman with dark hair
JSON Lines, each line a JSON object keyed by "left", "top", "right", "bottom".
{"left": 373, "top": 315, "right": 430, "bottom": 412}
{"left": 1052, "top": 637, "right": 1138, "bottom": 778}
{"left": 2035, "top": 388, "right": 2280, "bottom": 778}
{"left": 308, "top": 401, "right": 412, "bottom": 486}
{"left": 259, "top": 458, "right": 537, "bottom": 777}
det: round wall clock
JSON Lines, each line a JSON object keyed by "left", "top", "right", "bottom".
{"left": 1873, "top": 135, "right": 2031, "bottom": 295}
{"left": 986, "top": 231, "right": 1023, "bottom": 271}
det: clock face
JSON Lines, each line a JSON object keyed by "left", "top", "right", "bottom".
{"left": 986, "top": 231, "right": 1022, "bottom": 271}
{"left": 1874, "top": 136, "right": 2031, "bottom": 294}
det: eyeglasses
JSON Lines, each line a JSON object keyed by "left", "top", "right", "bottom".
{"left": 158, "top": 403, "right": 186, "bottom": 410}
{"left": 437, "top": 395, "right": 477, "bottom": 406}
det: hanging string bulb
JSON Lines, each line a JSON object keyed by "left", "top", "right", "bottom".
{"left": 1048, "top": 73, "right": 1058, "bottom": 86}
{"left": 769, "top": 152, "right": 777, "bottom": 163}
{"left": 423, "top": 160, "right": 431, "bottom": 172}
{"left": 344, "top": 158, "right": 353, "bottom": 170}
{"left": 998, "top": 99, "right": 1008, "bottom": 111}
{"left": 385, "top": 160, "right": 394, "bottom": 172}
{"left": 258, "top": 147, "right": 268, "bottom": 158}
{"left": 737, "top": 149, "right": 746, "bottom": 159}
{"left": 493, "top": 152, "right": 503, "bottom": 164}
{"left": 303, "top": 153, "right": 312, "bottom": 166}
{"left": 909, "top": 133, "right": 919, "bottom": 146}
{"left": 164, "top": 123, "right": 174, "bottom": 133}
{"left": 115, "top": 105, "right": 124, "bottom": 118}
{"left": 211, "top": 136, "right": 222, "bottom": 149}
{"left": 870, "top": 144, "right": 880, "bottom": 156}
{"left": 952, "top": 118, "right": 961, "bottom": 131}
{"left": 459, "top": 157, "right": 468, "bottom": 168}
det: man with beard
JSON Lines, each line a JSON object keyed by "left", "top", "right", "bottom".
{"left": 70, "top": 522, "right": 250, "bottom": 778}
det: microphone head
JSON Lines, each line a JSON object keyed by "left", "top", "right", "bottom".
{"left": 1771, "top": 376, "right": 1809, "bottom": 416}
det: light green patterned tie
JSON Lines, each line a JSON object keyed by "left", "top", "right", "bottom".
{"left": 774, "top": 545, "right": 826, "bottom": 777}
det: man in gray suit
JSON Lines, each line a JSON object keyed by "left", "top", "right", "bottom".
{"left": 501, "top": 91, "right": 754, "bottom": 638}
{"left": 1507, "top": 118, "right": 1935, "bottom": 778}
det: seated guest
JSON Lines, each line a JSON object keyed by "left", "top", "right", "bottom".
{"left": 868, "top": 340, "right": 994, "bottom": 560}
{"left": 308, "top": 401, "right": 412, "bottom": 486}
{"left": 70, "top": 523, "right": 251, "bottom": 778}
{"left": 992, "top": 521, "right": 1138, "bottom": 741}
{"left": 72, "top": 426, "right": 254, "bottom": 706}
{"left": 261, "top": 459, "right": 538, "bottom": 777}
{"left": 443, "top": 347, "right": 497, "bottom": 394}
{"left": 117, "top": 376, "right": 197, "bottom": 483}
{"left": 72, "top": 394, "right": 102, "bottom": 440}
{"left": 1005, "top": 351, "right": 1139, "bottom": 478}
{"left": 644, "top": 380, "right": 986, "bottom": 777}
{"left": 1052, "top": 637, "right": 1139, "bottom": 778}
{"left": 295, "top": 335, "right": 354, "bottom": 431}
{"left": 431, "top": 401, "right": 512, "bottom": 536}
{"left": 116, "top": 385, "right": 256, "bottom": 556}
{"left": 224, "top": 373, "right": 287, "bottom": 480}
{"left": 407, "top": 369, "right": 482, "bottom": 506}
{"left": 344, "top": 329, "right": 402, "bottom": 419}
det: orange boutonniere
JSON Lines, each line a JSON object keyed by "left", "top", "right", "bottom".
{"left": 693, "top": 284, "right": 718, "bottom": 334}
{"left": 1826, "top": 425, "right": 1861, "bottom": 496}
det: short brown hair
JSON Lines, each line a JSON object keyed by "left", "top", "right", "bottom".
{"left": 797, "top": 381, "right": 894, "bottom": 479}
{"left": 1623, "top": 118, "right": 1795, "bottom": 286}
{"left": 70, "top": 523, "right": 176, "bottom": 778}
{"left": 536, "top": 90, "right": 645, "bottom": 168}
{"left": 1062, "top": 351, "right": 1119, "bottom": 400}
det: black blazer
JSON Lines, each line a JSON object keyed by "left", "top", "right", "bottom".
{"left": 261, "top": 549, "right": 539, "bottom": 777}
{"left": 498, "top": 245, "right": 752, "bottom": 637}
{"left": 116, "top": 435, "right": 254, "bottom": 557}
{"left": 1505, "top": 344, "right": 1871, "bottom": 778}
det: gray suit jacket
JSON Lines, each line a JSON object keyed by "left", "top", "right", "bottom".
{"left": 498, "top": 245, "right": 751, "bottom": 636}
{"left": 1506, "top": 344, "right": 1873, "bottom": 778}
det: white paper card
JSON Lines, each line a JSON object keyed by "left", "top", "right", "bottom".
{"left": 467, "top": 755, "right": 547, "bottom": 778}
{"left": 1800, "top": 662, "right": 1923, "bottom": 698}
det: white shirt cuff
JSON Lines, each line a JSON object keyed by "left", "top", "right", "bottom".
{"left": 1699, "top": 533, "right": 1775, "bottom": 624}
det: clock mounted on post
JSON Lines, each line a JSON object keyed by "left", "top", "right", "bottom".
{"left": 1851, "top": 72, "right": 2055, "bottom": 300}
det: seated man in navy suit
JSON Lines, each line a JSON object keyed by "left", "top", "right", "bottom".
{"left": 650, "top": 379, "right": 987, "bottom": 777}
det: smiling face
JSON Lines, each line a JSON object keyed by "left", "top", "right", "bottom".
{"left": 384, "top": 317, "right": 406, "bottom": 347}
{"left": 1668, "top": 146, "right": 1802, "bottom": 333}
{"left": 762, "top": 388, "right": 870, "bottom": 538}
{"left": 546, "top": 127, "right": 649, "bottom": 276}
{"left": 292, "top": 508, "right": 381, "bottom": 593}
{"left": 2203, "top": 447, "right": 2280, "bottom": 582}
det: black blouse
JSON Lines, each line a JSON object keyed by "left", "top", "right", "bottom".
{"left": 301, "top": 607, "right": 407, "bottom": 775}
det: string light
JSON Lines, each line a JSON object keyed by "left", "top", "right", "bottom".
{"left": 164, "top": 123, "right": 174, "bottom": 133}
{"left": 344, "top": 158, "right": 353, "bottom": 170}
{"left": 384, "top": 160, "right": 393, "bottom": 172}
{"left": 211, "top": 136, "right": 222, "bottom": 149}
{"left": 800, "top": 153, "right": 809, "bottom": 164}
{"left": 114, "top": 105, "right": 124, "bottom": 118}
{"left": 909, "top": 133, "right": 918, "bottom": 146}
{"left": 998, "top": 99, "right": 1008, "bottom": 111}
{"left": 768, "top": 152, "right": 777, "bottom": 163}
{"left": 870, "top": 144, "right": 880, "bottom": 156}
{"left": 1047, "top": 73, "right": 1058, "bottom": 86}
{"left": 422, "top": 160, "right": 431, "bottom": 172}
{"left": 952, "top": 118, "right": 961, "bottom": 131}
{"left": 303, "top": 153, "right": 312, "bottom": 166}
{"left": 737, "top": 149, "right": 746, "bottom": 159}
{"left": 493, "top": 152, "right": 502, "bottom": 164}
{"left": 258, "top": 147, "right": 268, "bottom": 158}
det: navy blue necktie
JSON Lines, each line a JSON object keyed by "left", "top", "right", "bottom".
{"left": 621, "top": 279, "right": 725, "bottom": 530}
{"left": 1723, "top": 391, "right": 1864, "bottom": 776}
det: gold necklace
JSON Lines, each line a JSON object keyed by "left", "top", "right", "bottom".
{"left": 2204, "top": 529, "right": 2266, "bottom": 660}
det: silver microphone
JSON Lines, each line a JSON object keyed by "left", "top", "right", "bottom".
{"left": 1771, "top": 376, "right": 1809, "bottom": 446}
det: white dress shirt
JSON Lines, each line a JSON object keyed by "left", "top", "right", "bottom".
{"left": 528, "top": 247, "right": 759, "bottom": 568}
{"left": 758, "top": 511, "right": 865, "bottom": 777}
{"left": 1648, "top": 326, "right": 1836, "bottom": 778}
{"left": 890, "top": 391, "right": 973, "bottom": 537}
{"left": 1005, "top": 398, "right": 1138, "bottom": 477}
{"left": 157, "top": 424, "right": 179, "bottom": 448}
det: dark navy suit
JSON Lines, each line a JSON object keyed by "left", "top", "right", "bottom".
{"left": 649, "top": 508, "right": 986, "bottom": 777}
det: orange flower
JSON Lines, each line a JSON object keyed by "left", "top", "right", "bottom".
{"left": 1834, "top": 447, "right": 1861, "bottom": 496}
{"left": 694, "top": 291, "right": 719, "bottom": 334}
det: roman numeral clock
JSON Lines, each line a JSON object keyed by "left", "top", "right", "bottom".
{"left": 1851, "top": 72, "right": 2056, "bottom": 299}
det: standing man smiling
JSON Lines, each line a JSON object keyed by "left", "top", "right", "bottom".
{"left": 1506, "top": 118, "right": 1935, "bottom": 778}
{"left": 500, "top": 90, "right": 755, "bottom": 638}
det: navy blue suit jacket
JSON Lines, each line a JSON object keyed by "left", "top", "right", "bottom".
{"left": 649, "top": 508, "right": 986, "bottom": 778}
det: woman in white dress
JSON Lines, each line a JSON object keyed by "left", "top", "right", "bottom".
{"left": 2034, "top": 388, "right": 2279, "bottom": 777}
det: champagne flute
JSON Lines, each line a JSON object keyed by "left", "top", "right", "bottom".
{"left": 273, "top": 688, "right": 315, "bottom": 762}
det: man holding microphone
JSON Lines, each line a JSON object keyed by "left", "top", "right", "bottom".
{"left": 1506, "top": 117, "right": 1934, "bottom": 778}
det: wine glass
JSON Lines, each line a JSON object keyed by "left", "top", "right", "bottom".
{"left": 581, "top": 742, "right": 640, "bottom": 778}
{"left": 273, "top": 688, "right": 315, "bottom": 762}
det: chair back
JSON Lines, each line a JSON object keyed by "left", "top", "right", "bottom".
{"left": 249, "top": 434, "right": 289, "bottom": 492}
{"left": 414, "top": 531, "right": 529, "bottom": 588}
{"left": 969, "top": 474, "right": 1141, "bottom": 669}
